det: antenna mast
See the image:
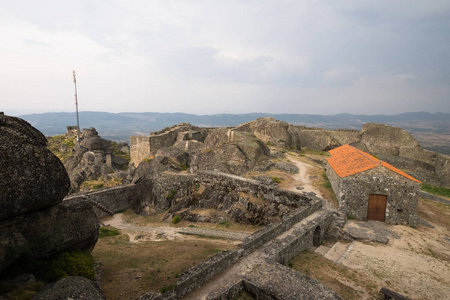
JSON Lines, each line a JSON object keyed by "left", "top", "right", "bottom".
{"left": 73, "top": 70, "right": 81, "bottom": 147}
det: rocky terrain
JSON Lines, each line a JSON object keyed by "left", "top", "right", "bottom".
{"left": 0, "top": 113, "right": 102, "bottom": 299}
{"left": 2, "top": 112, "right": 449, "bottom": 300}
{"left": 131, "top": 117, "right": 450, "bottom": 189}
{"left": 47, "top": 127, "right": 131, "bottom": 193}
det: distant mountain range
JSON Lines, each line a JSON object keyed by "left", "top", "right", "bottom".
{"left": 17, "top": 111, "right": 450, "bottom": 155}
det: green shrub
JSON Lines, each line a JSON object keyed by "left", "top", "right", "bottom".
{"left": 272, "top": 177, "right": 282, "bottom": 184}
{"left": 160, "top": 284, "right": 176, "bottom": 294}
{"left": 50, "top": 251, "right": 95, "bottom": 280}
{"left": 322, "top": 173, "right": 332, "bottom": 190}
{"left": 180, "top": 163, "right": 188, "bottom": 171}
{"left": 168, "top": 189, "right": 177, "bottom": 201}
{"left": 421, "top": 183, "right": 450, "bottom": 198}
{"left": 172, "top": 215, "right": 181, "bottom": 224}
{"left": 7, "top": 289, "right": 37, "bottom": 300}
{"left": 99, "top": 227, "right": 120, "bottom": 238}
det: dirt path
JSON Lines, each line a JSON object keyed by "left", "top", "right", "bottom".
{"left": 284, "top": 153, "right": 324, "bottom": 198}
{"left": 102, "top": 214, "right": 247, "bottom": 244}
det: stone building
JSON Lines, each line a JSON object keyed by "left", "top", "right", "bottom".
{"left": 326, "top": 144, "right": 421, "bottom": 226}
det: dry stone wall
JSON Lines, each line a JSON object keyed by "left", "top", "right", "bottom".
{"left": 148, "top": 196, "right": 332, "bottom": 300}
{"left": 65, "top": 185, "right": 135, "bottom": 218}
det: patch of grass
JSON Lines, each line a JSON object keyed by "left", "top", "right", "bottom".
{"left": 92, "top": 237, "right": 233, "bottom": 300}
{"left": 143, "top": 155, "right": 155, "bottom": 163}
{"left": 321, "top": 172, "right": 332, "bottom": 189}
{"left": 180, "top": 163, "right": 188, "bottom": 171}
{"left": 6, "top": 289, "right": 37, "bottom": 300}
{"left": 50, "top": 251, "right": 95, "bottom": 280}
{"left": 81, "top": 179, "right": 121, "bottom": 192}
{"left": 421, "top": 183, "right": 450, "bottom": 198}
{"left": 93, "top": 183, "right": 104, "bottom": 189}
{"left": 218, "top": 220, "right": 230, "bottom": 228}
{"left": 160, "top": 284, "right": 176, "bottom": 294}
{"left": 272, "top": 176, "right": 283, "bottom": 184}
{"left": 46, "top": 134, "right": 77, "bottom": 163}
{"left": 99, "top": 227, "right": 120, "bottom": 238}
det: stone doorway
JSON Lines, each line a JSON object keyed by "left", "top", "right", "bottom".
{"left": 367, "top": 194, "right": 387, "bottom": 222}
{"left": 313, "top": 226, "right": 322, "bottom": 247}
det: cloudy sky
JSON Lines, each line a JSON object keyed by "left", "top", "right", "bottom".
{"left": 1, "top": 1, "right": 449, "bottom": 116}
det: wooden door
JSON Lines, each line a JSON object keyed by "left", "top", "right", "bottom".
{"left": 367, "top": 194, "right": 387, "bottom": 222}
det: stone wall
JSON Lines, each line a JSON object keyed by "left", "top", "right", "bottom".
{"left": 130, "top": 124, "right": 212, "bottom": 167}
{"left": 149, "top": 196, "right": 330, "bottom": 300}
{"left": 327, "top": 165, "right": 419, "bottom": 226}
{"left": 419, "top": 191, "right": 450, "bottom": 205}
{"left": 133, "top": 171, "right": 319, "bottom": 225}
{"left": 266, "top": 210, "right": 333, "bottom": 265}
{"left": 64, "top": 185, "right": 135, "bottom": 218}
{"left": 175, "top": 250, "right": 242, "bottom": 298}
{"left": 241, "top": 200, "right": 322, "bottom": 255}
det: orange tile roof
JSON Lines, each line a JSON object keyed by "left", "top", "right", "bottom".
{"left": 327, "top": 145, "right": 420, "bottom": 183}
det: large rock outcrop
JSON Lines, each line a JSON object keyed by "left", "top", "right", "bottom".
{"left": 63, "top": 128, "right": 130, "bottom": 192}
{"left": 0, "top": 113, "right": 99, "bottom": 274}
{"left": 0, "top": 114, "right": 70, "bottom": 221}
{"left": 130, "top": 119, "right": 450, "bottom": 188}
{"left": 361, "top": 123, "right": 420, "bottom": 156}
{"left": 190, "top": 128, "right": 271, "bottom": 175}
{"left": 235, "top": 117, "right": 296, "bottom": 149}
{"left": 0, "top": 199, "right": 99, "bottom": 272}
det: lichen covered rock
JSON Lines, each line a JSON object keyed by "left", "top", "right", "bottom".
{"left": 0, "top": 114, "right": 70, "bottom": 221}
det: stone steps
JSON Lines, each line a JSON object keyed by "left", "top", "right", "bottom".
{"left": 320, "top": 241, "right": 354, "bottom": 264}
{"left": 89, "top": 199, "right": 114, "bottom": 216}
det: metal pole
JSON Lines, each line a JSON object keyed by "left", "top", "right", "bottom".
{"left": 73, "top": 70, "right": 81, "bottom": 147}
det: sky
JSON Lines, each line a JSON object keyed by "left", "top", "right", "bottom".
{"left": 1, "top": 0, "right": 450, "bottom": 116}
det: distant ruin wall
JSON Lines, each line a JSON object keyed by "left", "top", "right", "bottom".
{"left": 130, "top": 136, "right": 151, "bottom": 166}
{"left": 64, "top": 185, "right": 135, "bottom": 218}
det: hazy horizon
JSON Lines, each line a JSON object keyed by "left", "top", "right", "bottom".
{"left": 2, "top": 1, "right": 450, "bottom": 116}
{"left": 5, "top": 110, "right": 449, "bottom": 118}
